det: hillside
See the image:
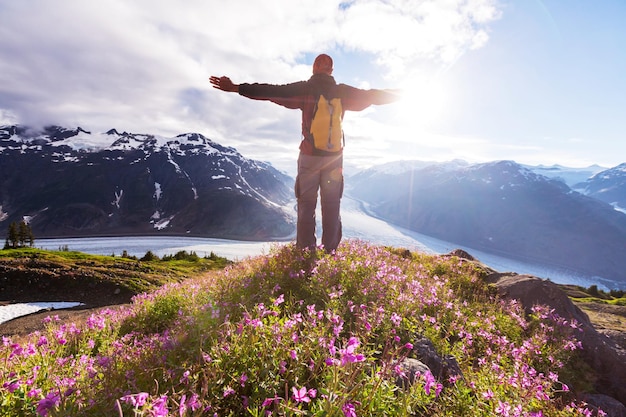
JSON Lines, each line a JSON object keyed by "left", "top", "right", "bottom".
{"left": 0, "top": 125, "right": 295, "bottom": 240}
{"left": 1, "top": 242, "right": 625, "bottom": 415}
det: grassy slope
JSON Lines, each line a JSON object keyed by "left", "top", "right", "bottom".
{"left": 0, "top": 247, "right": 229, "bottom": 297}
{"left": 0, "top": 242, "right": 621, "bottom": 416}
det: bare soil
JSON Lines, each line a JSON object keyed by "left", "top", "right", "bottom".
{"left": 574, "top": 300, "right": 626, "bottom": 350}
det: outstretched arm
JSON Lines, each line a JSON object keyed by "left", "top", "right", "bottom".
{"left": 341, "top": 86, "right": 402, "bottom": 111}
{"left": 209, "top": 76, "right": 239, "bottom": 93}
{"left": 210, "top": 75, "right": 306, "bottom": 109}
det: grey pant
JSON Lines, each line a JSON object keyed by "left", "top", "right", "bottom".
{"left": 295, "top": 153, "right": 344, "bottom": 252}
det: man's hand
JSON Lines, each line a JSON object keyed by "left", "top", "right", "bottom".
{"left": 209, "top": 76, "right": 239, "bottom": 93}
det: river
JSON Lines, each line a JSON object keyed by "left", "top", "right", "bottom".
{"left": 34, "top": 197, "right": 622, "bottom": 291}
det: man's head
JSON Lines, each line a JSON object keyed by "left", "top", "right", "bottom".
{"left": 313, "top": 54, "right": 333, "bottom": 75}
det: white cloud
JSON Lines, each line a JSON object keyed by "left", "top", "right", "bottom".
{"left": 0, "top": 0, "right": 502, "bottom": 170}
{"left": 337, "top": 0, "right": 501, "bottom": 75}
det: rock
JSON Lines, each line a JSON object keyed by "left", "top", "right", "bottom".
{"left": 489, "top": 272, "right": 626, "bottom": 408}
{"left": 583, "top": 394, "right": 626, "bottom": 417}
{"left": 446, "top": 249, "right": 476, "bottom": 261}
{"left": 396, "top": 358, "right": 430, "bottom": 388}
{"left": 396, "top": 334, "right": 464, "bottom": 390}
{"left": 411, "top": 335, "right": 463, "bottom": 383}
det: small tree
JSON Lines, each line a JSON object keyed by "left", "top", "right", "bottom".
{"left": 5, "top": 222, "right": 19, "bottom": 248}
{"left": 4, "top": 220, "right": 35, "bottom": 249}
{"left": 18, "top": 221, "right": 35, "bottom": 247}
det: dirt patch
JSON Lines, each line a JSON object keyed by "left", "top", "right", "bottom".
{"left": 574, "top": 301, "right": 626, "bottom": 350}
{"left": 0, "top": 304, "right": 130, "bottom": 342}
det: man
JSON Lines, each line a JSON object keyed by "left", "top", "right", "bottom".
{"left": 210, "top": 54, "right": 398, "bottom": 253}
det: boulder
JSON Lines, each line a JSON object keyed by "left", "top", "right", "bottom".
{"left": 396, "top": 358, "right": 431, "bottom": 388}
{"left": 410, "top": 334, "right": 463, "bottom": 383}
{"left": 396, "top": 334, "right": 464, "bottom": 389}
{"left": 582, "top": 394, "right": 626, "bottom": 417}
{"left": 487, "top": 272, "right": 626, "bottom": 408}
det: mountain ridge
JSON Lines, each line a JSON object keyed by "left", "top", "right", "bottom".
{"left": 348, "top": 159, "right": 626, "bottom": 286}
{"left": 0, "top": 125, "right": 295, "bottom": 240}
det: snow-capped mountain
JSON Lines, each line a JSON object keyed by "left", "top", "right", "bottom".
{"left": 574, "top": 163, "right": 626, "bottom": 213}
{"left": 348, "top": 160, "right": 626, "bottom": 285}
{"left": 522, "top": 163, "right": 607, "bottom": 188}
{"left": 0, "top": 125, "right": 295, "bottom": 240}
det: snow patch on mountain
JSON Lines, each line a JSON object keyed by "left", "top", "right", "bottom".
{"left": 153, "top": 215, "right": 174, "bottom": 230}
{"left": 49, "top": 131, "right": 116, "bottom": 151}
{"left": 112, "top": 190, "right": 123, "bottom": 209}
{"left": 154, "top": 183, "right": 162, "bottom": 201}
{"left": 611, "top": 203, "right": 626, "bottom": 214}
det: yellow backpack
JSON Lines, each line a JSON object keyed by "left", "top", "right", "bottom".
{"left": 310, "top": 95, "right": 343, "bottom": 152}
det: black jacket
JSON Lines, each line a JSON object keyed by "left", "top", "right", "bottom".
{"left": 238, "top": 74, "right": 397, "bottom": 155}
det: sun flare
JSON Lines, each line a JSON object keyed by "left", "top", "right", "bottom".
{"left": 393, "top": 76, "right": 448, "bottom": 131}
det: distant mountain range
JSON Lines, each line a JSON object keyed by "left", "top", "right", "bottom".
{"left": 573, "top": 163, "right": 626, "bottom": 213}
{"left": 347, "top": 160, "right": 626, "bottom": 286}
{"left": 0, "top": 125, "right": 295, "bottom": 240}
{"left": 2, "top": 124, "right": 626, "bottom": 286}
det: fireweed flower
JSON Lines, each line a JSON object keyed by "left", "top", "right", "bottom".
{"left": 423, "top": 371, "right": 443, "bottom": 397}
{"left": 180, "top": 370, "right": 190, "bottom": 384}
{"left": 37, "top": 391, "right": 61, "bottom": 416}
{"left": 187, "top": 393, "right": 200, "bottom": 412}
{"left": 342, "top": 402, "right": 357, "bottom": 417}
{"left": 495, "top": 400, "right": 511, "bottom": 416}
{"left": 274, "top": 293, "right": 285, "bottom": 306}
{"left": 292, "top": 386, "right": 316, "bottom": 403}
{"left": 120, "top": 392, "right": 150, "bottom": 408}
{"left": 3, "top": 380, "right": 20, "bottom": 393}
{"left": 152, "top": 394, "right": 169, "bottom": 417}
{"left": 339, "top": 337, "right": 365, "bottom": 366}
{"left": 262, "top": 396, "right": 281, "bottom": 408}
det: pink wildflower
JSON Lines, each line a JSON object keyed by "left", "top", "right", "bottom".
{"left": 120, "top": 392, "right": 149, "bottom": 408}
{"left": 292, "top": 386, "right": 315, "bottom": 403}
{"left": 28, "top": 388, "right": 42, "bottom": 398}
{"left": 180, "top": 370, "right": 190, "bottom": 384}
{"left": 187, "top": 393, "right": 200, "bottom": 411}
{"left": 37, "top": 391, "right": 60, "bottom": 416}
{"left": 179, "top": 394, "right": 187, "bottom": 417}
{"left": 423, "top": 371, "right": 442, "bottom": 397}
{"left": 274, "top": 294, "right": 285, "bottom": 306}
{"left": 342, "top": 402, "right": 357, "bottom": 417}
{"left": 339, "top": 337, "right": 365, "bottom": 366}
{"left": 495, "top": 400, "right": 511, "bottom": 416}
{"left": 151, "top": 394, "right": 169, "bottom": 417}
{"left": 262, "top": 396, "right": 280, "bottom": 408}
{"left": 3, "top": 380, "right": 20, "bottom": 393}
{"left": 482, "top": 389, "right": 494, "bottom": 400}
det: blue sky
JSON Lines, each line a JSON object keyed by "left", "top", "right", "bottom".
{"left": 0, "top": 0, "right": 624, "bottom": 175}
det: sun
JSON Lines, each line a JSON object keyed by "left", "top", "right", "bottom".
{"left": 393, "top": 75, "right": 448, "bottom": 130}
